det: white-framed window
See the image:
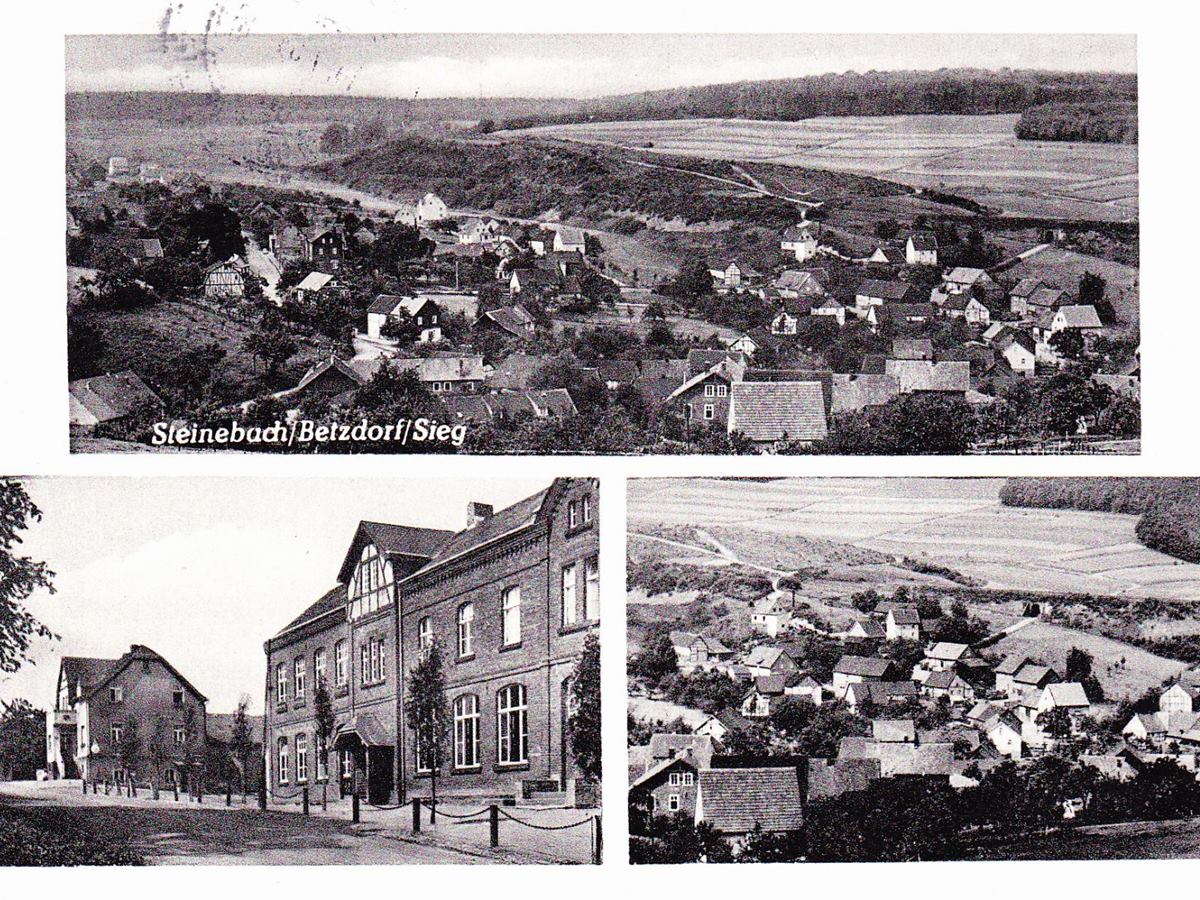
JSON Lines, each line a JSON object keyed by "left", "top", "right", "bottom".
{"left": 582, "top": 494, "right": 592, "bottom": 524}
{"left": 174, "top": 727, "right": 185, "bottom": 746}
{"left": 278, "top": 737, "right": 289, "bottom": 785}
{"left": 704, "top": 383, "right": 716, "bottom": 397}
{"left": 340, "top": 750, "right": 353, "bottom": 781}
{"left": 110, "top": 686, "right": 123, "bottom": 703}
{"left": 568, "top": 500, "right": 579, "bottom": 529}
{"left": 684, "top": 772, "right": 695, "bottom": 785}
{"left": 316, "top": 736, "right": 328, "bottom": 781}
{"left": 669, "top": 772, "right": 681, "bottom": 785}
{"left": 717, "top": 384, "right": 728, "bottom": 397}
{"left": 668, "top": 794, "right": 681, "bottom": 812}
{"left": 314, "top": 647, "right": 327, "bottom": 686}
{"left": 585, "top": 555, "right": 600, "bottom": 621}
{"left": 418, "top": 616, "right": 433, "bottom": 654}
{"left": 361, "top": 643, "right": 370, "bottom": 685}
{"left": 454, "top": 695, "right": 480, "bottom": 769}
{"left": 497, "top": 684, "right": 528, "bottom": 765}
{"left": 703, "top": 404, "right": 715, "bottom": 420}
{"left": 296, "top": 734, "right": 308, "bottom": 783}
{"left": 276, "top": 663, "right": 287, "bottom": 702}
{"left": 334, "top": 640, "right": 347, "bottom": 686}
{"left": 294, "top": 656, "right": 306, "bottom": 701}
{"left": 501, "top": 586, "right": 521, "bottom": 646}
{"left": 111, "top": 724, "right": 123, "bottom": 745}
{"left": 457, "top": 603, "right": 474, "bottom": 657}
{"left": 562, "top": 563, "right": 578, "bottom": 627}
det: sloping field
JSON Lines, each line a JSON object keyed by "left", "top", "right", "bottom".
{"left": 509, "top": 115, "right": 1138, "bottom": 221}
{"left": 990, "top": 621, "right": 1187, "bottom": 700}
{"left": 969, "top": 817, "right": 1200, "bottom": 860}
{"left": 1005, "top": 247, "right": 1140, "bottom": 323}
{"left": 627, "top": 479, "right": 1200, "bottom": 601}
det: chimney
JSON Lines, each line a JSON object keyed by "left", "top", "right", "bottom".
{"left": 466, "top": 501, "right": 494, "bottom": 529}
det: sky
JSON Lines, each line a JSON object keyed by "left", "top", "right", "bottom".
{"left": 2, "top": 477, "right": 549, "bottom": 715}
{"left": 64, "top": 33, "right": 1137, "bottom": 99}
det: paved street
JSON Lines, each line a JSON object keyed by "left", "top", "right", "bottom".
{"left": 1, "top": 781, "right": 597, "bottom": 864}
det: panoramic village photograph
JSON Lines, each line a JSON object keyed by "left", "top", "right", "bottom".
{"left": 64, "top": 32, "right": 1139, "bottom": 455}
{"left": 626, "top": 477, "right": 1200, "bottom": 861}
{"left": 0, "top": 476, "right": 602, "bottom": 865}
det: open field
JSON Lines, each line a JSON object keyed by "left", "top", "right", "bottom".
{"left": 506, "top": 115, "right": 1138, "bottom": 221}
{"left": 1004, "top": 246, "right": 1140, "bottom": 323}
{"left": 628, "top": 479, "right": 1200, "bottom": 602}
{"left": 991, "top": 620, "right": 1188, "bottom": 700}
{"left": 967, "top": 816, "right": 1200, "bottom": 860}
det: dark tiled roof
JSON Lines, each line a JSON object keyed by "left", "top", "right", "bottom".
{"left": 857, "top": 279, "right": 916, "bottom": 301}
{"left": 362, "top": 521, "right": 455, "bottom": 560}
{"left": 698, "top": 768, "right": 804, "bottom": 834}
{"left": 835, "top": 655, "right": 897, "bottom": 678}
{"left": 69, "top": 370, "right": 163, "bottom": 425}
{"left": 61, "top": 656, "right": 119, "bottom": 698}
{"left": 407, "top": 489, "right": 551, "bottom": 578}
{"left": 274, "top": 584, "right": 347, "bottom": 638}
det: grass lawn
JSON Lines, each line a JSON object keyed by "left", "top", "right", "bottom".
{"left": 967, "top": 817, "right": 1200, "bottom": 860}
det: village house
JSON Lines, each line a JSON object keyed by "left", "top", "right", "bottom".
{"left": 1011, "top": 282, "right": 1069, "bottom": 318}
{"left": 203, "top": 255, "right": 249, "bottom": 300}
{"left": 302, "top": 225, "right": 347, "bottom": 270}
{"left": 741, "top": 675, "right": 788, "bottom": 718}
{"left": 269, "top": 222, "right": 305, "bottom": 261}
{"left": 693, "top": 709, "right": 751, "bottom": 745}
{"left": 920, "top": 670, "right": 975, "bottom": 703}
{"left": 994, "top": 331, "right": 1037, "bottom": 377}
{"left": 780, "top": 224, "right": 818, "bottom": 262}
{"left": 552, "top": 225, "right": 587, "bottom": 255}
{"left": 1122, "top": 681, "right": 1200, "bottom": 746}
{"left": 884, "top": 359, "right": 970, "bottom": 397}
{"left": 631, "top": 752, "right": 701, "bottom": 817}
{"left": 263, "top": 479, "right": 598, "bottom": 805}
{"left": 742, "top": 645, "right": 799, "bottom": 679}
{"left": 68, "top": 370, "right": 164, "bottom": 435}
{"left": 749, "top": 600, "right": 792, "bottom": 638}
{"left": 942, "top": 267, "right": 995, "bottom": 295}
{"left": 1005, "top": 662, "right": 1061, "bottom": 700}
{"left": 695, "top": 767, "right": 805, "bottom": 844}
{"left": 441, "top": 388, "right": 578, "bottom": 428}
{"left": 773, "top": 269, "right": 826, "bottom": 301}
{"left": 905, "top": 233, "right": 939, "bottom": 266}
{"left": 46, "top": 646, "right": 208, "bottom": 787}
{"left": 993, "top": 655, "right": 1030, "bottom": 695}
{"left": 1018, "top": 682, "right": 1091, "bottom": 748}
{"left": 509, "top": 267, "right": 560, "bottom": 298}
{"left": 391, "top": 355, "right": 489, "bottom": 394}
{"left": 854, "top": 279, "right": 920, "bottom": 318}
{"left": 867, "top": 246, "right": 904, "bottom": 265}
{"left": 810, "top": 296, "right": 847, "bottom": 327}
{"left": 711, "top": 261, "right": 761, "bottom": 291}
{"left": 671, "top": 632, "right": 735, "bottom": 670}
{"left": 832, "top": 655, "right": 901, "bottom": 698}
{"left": 941, "top": 292, "right": 992, "bottom": 326}
{"left": 986, "top": 713, "right": 1024, "bottom": 759}
{"left": 845, "top": 618, "right": 886, "bottom": 640}
{"left": 474, "top": 305, "right": 537, "bottom": 341}
{"left": 365, "top": 295, "right": 443, "bottom": 342}
{"left": 1035, "top": 305, "right": 1104, "bottom": 361}
{"left": 293, "top": 271, "right": 338, "bottom": 305}
{"left": 885, "top": 607, "right": 921, "bottom": 641}
{"left": 394, "top": 192, "right": 449, "bottom": 227}
{"left": 669, "top": 357, "right": 746, "bottom": 429}
{"left": 844, "top": 680, "right": 918, "bottom": 710}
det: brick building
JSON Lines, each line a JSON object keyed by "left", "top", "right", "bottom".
{"left": 47, "top": 645, "right": 208, "bottom": 787}
{"left": 262, "top": 478, "right": 600, "bottom": 806}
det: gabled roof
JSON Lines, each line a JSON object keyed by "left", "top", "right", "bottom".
{"left": 478, "top": 305, "right": 536, "bottom": 338}
{"left": 857, "top": 279, "right": 916, "bottom": 301}
{"left": 907, "top": 233, "right": 938, "bottom": 251}
{"left": 873, "top": 719, "right": 916, "bottom": 742}
{"left": 1029, "top": 286, "right": 1067, "bottom": 308}
{"left": 273, "top": 584, "right": 348, "bottom": 640}
{"left": 850, "top": 618, "right": 886, "bottom": 639}
{"left": 888, "top": 607, "right": 921, "bottom": 626}
{"left": 835, "top": 655, "right": 897, "bottom": 678}
{"left": 630, "top": 753, "right": 700, "bottom": 791}
{"left": 555, "top": 225, "right": 586, "bottom": 246}
{"left": 926, "top": 642, "right": 970, "bottom": 662}
{"left": 687, "top": 349, "right": 748, "bottom": 378}
{"left": 670, "top": 357, "right": 746, "bottom": 400}
{"left": 923, "top": 670, "right": 961, "bottom": 690}
{"left": 995, "top": 654, "right": 1029, "bottom": 676}
{"left": 744, "top": 646, "right": 784, "bottom": 668}
{"left": 59, "top": 656, "right": 120, "bottom": 701}
{"left": 774, "top": 270, "right": 826, "bottom": 295}
{"left": 1011, "top": 277, "right": 1043, "bottom": 298}
{"left": 68, "top": 370, "right": 163, "bottom": 427}
{"left": 945, "top": 267, "right": 988, "bottom": 286}
{"left": 892, "top": 338, "right": 933, "bottom": 361}
{"left": 1014, "top": 663, "right": 1058, "bottom": 686}
{"left": 830, "top": 375, "right": 900, "bottom": 415}
{"left": 885, "top": 359, "right": 970, "bottom": 394}
{"left": 86, "top": 644, "right": 208, "bottom": 704}
{"left": 335, "top": 521, "right": 454, "bottom": 585}
{"left": 1054, "top": 305, "right": 1103, "bottom": 329}
{"left": 753, "top": 674, "right": 787, "bottom": 696}
{"left": 296, "top": 271, "right": 335, "bottom": 293}
{"left": 698, "top": 768, "right": 804, "bottom": 834}
{"left": 1042, "top": 681, "right": 1090, "bottom": 708}
{"left": 648, "top": 733, "right": 714, "bottom": 769}
{"left": 781, "top": 224, "right": 815, "bottom": 242}
{"left": 729, "top": 381, "right": 827, "bottom": 444}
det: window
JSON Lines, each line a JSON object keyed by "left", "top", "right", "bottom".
{"left": 341, "top": 751, "right": 353, "bottom": 781}
{"left": 684, "top": 772, "right": 695, "bottom": 785}
{"left": 296, "top": 734, "right": 308, "bottom": 783}
{"left": 276, "top": 663, "right": 287, "bottom": 702}
{"left": 173, "top": 689, "right": 183, "bottom": 706}
{"left": 294, "top": 657, "right": 306, "bottom": 701}
{"left": 278, "top": 737, "right": 289, "bottom": 785}
{"left": 454, "top": 695, "right": 480, "bottom": 769}
{"left": 582, "top": 494, "right": 592, "bottom": 524}
{"left": 349, "top": 543, "right": 394, "bottom": 620}
{"left": 334, "top": 640, "right": 347, "bottom": 686}
{"left": 501, "top": 586, "right": 521, "bottom": 646}
{"left": 668, "top": 794, "right": 681, "bottom": 812}
{"left": 110, "top": 686, "right": 123, "bottom": 703}
{"left": 585, "top": 556, "right": 600, "bottom": 621}
{"left": 111, "top": 724, "right": 123, "bottom": 745}
{"left": 669, "top": 772, "right": 681, "bottom": 785}
{"left": 361, "top": 644, "right": 370, "bottom": 685}
{"left": 362, "top": 638, "right": 385, "bottom": 685}
{"left": 704, "top": 383, "right": 716, "bottom": 397}
{"left": 316, "top": 736, "right": 328, "bottom": 781}
{"left": 457, "top": 603, "right": 474, "bottom": 657}
{"left": 562, "top": 563, "right": 578, "bottom": 628}
{"left": 717, "top": 384, "right": 728, "bottom": 397}
{"left": 174, "top": 727, "right": 184, "bottom": 746}
{"left": 703, "top": 403, "right": 715, "bottom": 420}
{"left": 418, "top": 617, "right": 433, "bottom": 654}
{"left": 497, "top": 684, "right": 528, "bottom": 765}
{"left": 568, "top": 500, "right": 579, "bottom": 529}
{"left": 314, "top": 647, "right": 327, "bottom": 687}
{"left": 414, "top": 724, "right": 434, "bottom": 774}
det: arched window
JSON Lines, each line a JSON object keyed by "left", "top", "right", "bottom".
{"left": 501, "top": 586, "right": 521, "bottom": 647}
{"left": 418, "top": 616, "right": 433, "bottom": 654}
{"left": 457, "top": 603, "right": 474, "bottom": 657}
{"left": 497, "top": 684, "right": 528, "bottom": 765}
{"left": 454, "top": 694, "right": 480, "bottom": 769}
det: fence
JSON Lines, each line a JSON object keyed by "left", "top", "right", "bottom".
{"left": 414, "top": 798, "right": 601, "bottom": 864}
{"left": 971, "top": 436, "right": 1139, "bottom": 456}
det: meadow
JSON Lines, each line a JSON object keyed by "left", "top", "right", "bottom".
{"left": 507, "top": 115, "right": 1139, "bottom": 221}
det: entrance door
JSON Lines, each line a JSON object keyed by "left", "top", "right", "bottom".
{"left": 367, "top": 747, "right": 394, "bottom": 805}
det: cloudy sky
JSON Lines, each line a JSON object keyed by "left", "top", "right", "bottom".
{"left": 2, "top": 477, "right": 548, "bottom": 715}
{"left": 65, "top": 33, "right": 1137, "bottom": 99}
